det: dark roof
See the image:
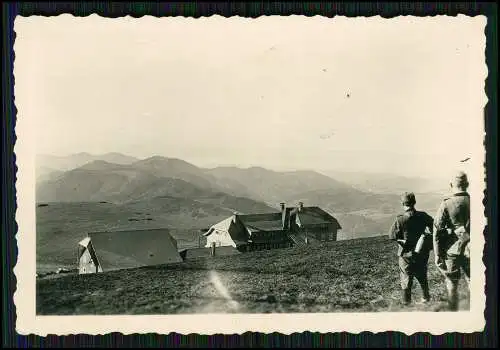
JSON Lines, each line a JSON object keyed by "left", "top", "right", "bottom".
{"left": 87, "top": 228, "right": 182, "bottom": 271}
{"left": 242, "top": 220, "right": 284, "bottom": 232}
{"left": 296, "top": 207, "right": 342, "bottom": 229}
{"left": 238, "top": 213, "right": 283, "bottom": 232}
{"left": 205, "top": 206, "right": 341, "bottom": 242}
{"left": 238, "top": 207, "right": 341, "bottom": 231}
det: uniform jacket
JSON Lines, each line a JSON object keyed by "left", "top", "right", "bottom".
{"left": 389, "top": 208, "right": 434, "bottom": 258}
{"left": 433, "top": 192, "right": 470, "bottom": 257}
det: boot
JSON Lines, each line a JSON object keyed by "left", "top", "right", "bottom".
{"left": 447, "top": 290, "right": 459, "bottom": 311}
{"left": 422, "top": 283, "right": 431, "bottom": 303}
{"left": 422, "top": 289, "right": 431, "bottom": 303}
{"left": 401, "top": 288, "right": 411, "bottom": 306}
{"left": 415, "top": 287, "right": 431, "bottom": 305}
{"left": 446, "top": 280, "right": 459, "bottom": 311}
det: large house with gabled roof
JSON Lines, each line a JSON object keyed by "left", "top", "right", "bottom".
{"left": 203, "top": 202, "right": 342, "bottom": 252}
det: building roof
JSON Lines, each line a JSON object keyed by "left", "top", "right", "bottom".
{"left": 295, "top": 207, "right": 342, "bottom": 229}
{"left": 204, "top": 206, "right": 342, "bottom": 244}
{"left": 238, "top": 207, "right": 341, "bottom": 231}
{"left": 86, "top": 228, "right": 182, "bottom": 271}
{"left": 203, "top": 215, "right": 248, "bottom": 246}
{"left": 202, "top": 216, "right": 234, "bottom": 236}
{"left": 78, "top": 237, "right": 91, "bottom": 247}
{"left": 238, "top": 213, "right": 283, "bottom": 232}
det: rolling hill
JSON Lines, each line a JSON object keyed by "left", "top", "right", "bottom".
{"left": 37, "top": 153, "right": 443, "bottom": 214}
{"left": 36, "top": 152, "right": 139, "bottom": 172}
{"left": 36, "top": 156, "right": 366, "bottom": 209}
{"left": 204, "top": 166, "right": 356, "bottom": 205}
{"left": 36, "top": 160, "right": 211, "bottom": 204}
{"left": 36, "top": 158, "right": 281, "bottom": 213}
{"left": 287, "top": 187, "right": 401, "bottom": 214}
{"left": 36, "top": 236, "right": 470, "bottom": 315}
{"left": 36, "top": 156, "right": 445, "bottom": 228}
{"left": 132, "top": 156, "right": 223, "bottom": 191}
{"left": 36, "top": 166, "right": 65, "bottom": 183}
{"left": 323, "top": 170, "right": 448, "bottom": 195}
{"left": 35, "top": 154, "right": 445, "bottom": 273}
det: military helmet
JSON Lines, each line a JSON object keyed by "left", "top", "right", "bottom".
{"left": 401, "top": 192, "right": 416, "bottom": 207}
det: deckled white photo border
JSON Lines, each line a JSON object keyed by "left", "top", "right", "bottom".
{"left": 12, "top": 14, "right": 488, "bottom": 336}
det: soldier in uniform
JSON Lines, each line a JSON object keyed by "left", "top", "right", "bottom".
{"left": 389, "top": 192, "right": 434, "bottom": 306}
{"left": 433, "top": 171, "right": 470, "bottom": 311}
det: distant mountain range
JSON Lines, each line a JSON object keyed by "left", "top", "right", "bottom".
{"left": 36, "top": 152, "right": 445, "bottom": 239}
{"left": 36, "top": 152, "right": 139, "bottom": 182}
{"left": 204, "top": 166, "right": 356, "bottom": 206}
{"left": 37, "top": 152, "right": 139, "bottom": 170}
{"left": 324, "top": 170, "right": 448, "bottom": 196}
{"left": 37, "top": 153, "right": 366, "bottom": 208}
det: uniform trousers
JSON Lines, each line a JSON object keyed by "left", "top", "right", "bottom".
{"left": 398, "top": 252, "right": 430, "bottom": 300}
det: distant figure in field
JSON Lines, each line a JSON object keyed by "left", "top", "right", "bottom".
{"left": 389, "top": 192, "right": 434, "bottom": 306}
{"left": 433, "top": 171, "right": 470, "bottom": 311}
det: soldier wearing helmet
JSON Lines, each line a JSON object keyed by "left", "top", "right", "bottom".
{"left": 389, "top": 192, "right": 434, "bottom": 306}
{"left": 433, "top": 171, "right": 470, "bottom": 311}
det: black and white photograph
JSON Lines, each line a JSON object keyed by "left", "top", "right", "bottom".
{"left": 14, "top": 14, "right": 487, "bottom": 335}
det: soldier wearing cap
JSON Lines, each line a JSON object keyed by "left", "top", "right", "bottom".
{"left": 433, "top": 171, "right": 470, "bottom": 311}
{"left": 389, "top": 192, "right": 434, "bottom": 306}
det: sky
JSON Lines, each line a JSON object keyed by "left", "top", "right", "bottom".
{"left": 15, "top": 14, "right": 487, "bottom": 179}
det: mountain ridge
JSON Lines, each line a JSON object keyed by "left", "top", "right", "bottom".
{"left": 36, "top": 153, "right": 445, "bottom": 242}
{"left": 36, "top": 152, "right": 140, "bottom": 174}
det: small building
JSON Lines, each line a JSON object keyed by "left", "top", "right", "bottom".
{"left": 203, "top": 202, "right": 342, "bottom": 252}
{"left": 77, "top": 228, "right": 183, "bottom": 274}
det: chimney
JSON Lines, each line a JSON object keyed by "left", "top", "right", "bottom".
{"left": 298, "top": 201, "right": 304, "bottom": 212}
{"left": 280, "top": 202, "right": 288, "bottom": 230}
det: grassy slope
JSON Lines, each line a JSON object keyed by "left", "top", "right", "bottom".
{"left": 36, "top": 236, "right": 470, "bottom": 315}
{"left": 36, "top": 201, "right": 232, "bottom": 270}
{"left": 36, "top": 191, "right": 443, "bottom": 273}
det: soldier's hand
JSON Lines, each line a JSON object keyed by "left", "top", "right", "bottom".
{"left": 435, "top": 256, "right": 447, "bottom": 271}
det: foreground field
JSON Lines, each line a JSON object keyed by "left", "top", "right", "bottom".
{"left": 37, "top": 236, "right": 470, "bottom": 315}
{"left": 37, "top": 191, "right": 445, "bottom": 274}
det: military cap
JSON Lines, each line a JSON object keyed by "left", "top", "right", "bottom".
{"left": 401, "top": 192, "right": 416, "bottom": 207}
{"left": 451, "top": 170, "right": 469, "bottom": 189}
